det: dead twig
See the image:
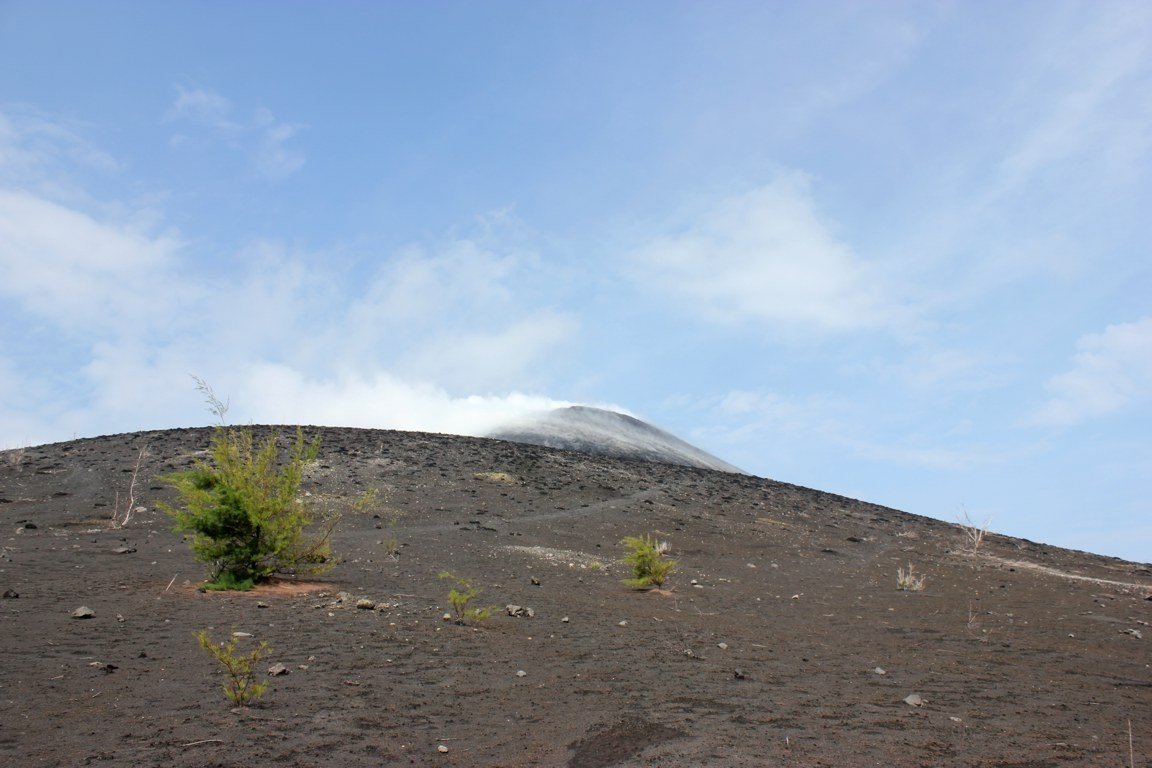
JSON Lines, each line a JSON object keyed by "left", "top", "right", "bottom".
{"left": 180, "top": 739, "right": 224, "bottom": 748}
{"left": 113, "top": 446, "right": 148, "bottom": 529}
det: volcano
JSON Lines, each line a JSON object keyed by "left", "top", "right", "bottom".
{"left": 1, "top": 425, "right": 1148, "bottom": 766}
{"left": 485, "top": 405, "right": 745, "bottom": 474}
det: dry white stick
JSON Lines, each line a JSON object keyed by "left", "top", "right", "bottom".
{"left": 165, "top": 574, "right": 178, "bottom": 593}
{"left": 114, "top": 446, "right": 148, "bottom": 528}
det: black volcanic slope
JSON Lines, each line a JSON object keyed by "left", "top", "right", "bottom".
{"left": 486, "top": 405, "right": 745, "bottom": 474}
{"left": 1, "top": 425, "right": 1149, "bottom": 767}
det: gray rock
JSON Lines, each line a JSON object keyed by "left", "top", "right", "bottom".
{"left": 355, "top": 598, "right": 376, "bottom": 610}
{"left": 506, "top": 604, "right": 534, "bottom": 618}
{"left": 2, "top": 589, "right": 17, "bottom": 599}
{"left": 268, "top": 663, "right": 290, "bottom": 676}
{"left": 71, "top": 606, "right": 95, "bottom": 619}
{"left": 904, "top": 694, "right": 925, "bottom": 707}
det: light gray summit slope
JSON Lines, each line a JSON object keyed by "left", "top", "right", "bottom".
{"left": 486, "top": 405, "right": 745, "bottom": 474}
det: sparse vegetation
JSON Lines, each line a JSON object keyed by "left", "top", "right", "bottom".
{"left": 957, "top": 508, "right": 990, "bottom": 553}
{"left": 620, "top": 534, "right": 676, "bottom": 589}
{"left": 160, "top": 426, "right": 339, "bottom": 589}
{"left": 896, "top": 562, "right": 927, "bottom": 591}
{"left": 193, "top": 374, "right": 230, "bottom": 424}
{"left": 196, "top": 629, "right": 271, "bottom": 707}
{"left": 354, "top": 488, "right": 404, "bottom": 559}
{"left": 439, "top": 571, "right": 496, "bottom": 624}
{"left": 473, "top": 470, "right": 517, "bottom": 484}
{"left": 2, "top": 446, "right": 25, "bottom": 469}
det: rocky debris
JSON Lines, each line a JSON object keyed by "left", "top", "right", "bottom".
{"left": 1122, "top": 628, "right": 1143, "bottom": 639}
{"left": 733, "top": 669, "right": 746, "bottom": 680}
{"left": 71, "top": 606, "right": 94, "bottom": 619}
{"left": 506, "top": 604, "right": 534, "bottom": 618}
{"left": 111, "top": 546, "right": 136, "bottom": 554}
{"left": 268, "top": 663, "right": 290, "bottom": 676}
{"left": 515, "top": 670, "right": 526, "bottom": 677}
{"left": 873, "top": 667, "right": 887, "bottom": 675}
{"left": 717, "top": 642, "right": 728, "bottom": 650}
{"left": 2, "top": 589, "right": 17, "bottom": 599}
{"left": 88, "top": 662, "right": 117, "bottom": 673}
{"left": 355, "top": 598, "right": 376, "bottom": 610}
{"left": 437, "top": 745, "right": 449, "bottom": 753}
{"left": 903, "top": 694, "right": 925, "bottom": 707}
{"left": 530, "top": 576, "right": 541, "bottom": 586}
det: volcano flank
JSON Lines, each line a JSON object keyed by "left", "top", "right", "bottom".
{"left": 1, "top": 425, "right": 1148, "bottom": 766}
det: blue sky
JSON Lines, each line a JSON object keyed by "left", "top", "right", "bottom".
{"left": 1, "top": 1, "right": 1149, "bottom": 562}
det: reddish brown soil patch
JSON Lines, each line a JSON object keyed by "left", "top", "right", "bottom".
{"left": 1, "top": 425, "right": 1149, "bottom": 767}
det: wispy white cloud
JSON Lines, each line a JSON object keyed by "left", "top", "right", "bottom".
{"left": 1027, "top": 317, "right": 1152, "bottom": 427}
{"left": 234, "top": 364, "right": 574, "bottom": 436}
{"left": 0, "top": 188, "right": 182, "bottom": 333}
{"left": 166, "top": 86, "right": 305, "bottom": 180}
{"left": 992, "top": 3, "right": 1152, "bottom": 200}
{"left": 0, "top": 112, "right": 577, "bottom": 445}
{"left": 398, "top": 312, "right": 578, "bottom": 393}
{"left": 629, "top": 172, "right": 897, "bottom": 334}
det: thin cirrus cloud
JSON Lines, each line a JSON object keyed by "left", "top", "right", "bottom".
{"left": 166, "top": 85, "right": 305, "bottom": 180}
{"left": 628, "top": 172, "right": 896, "bottom": 335}
{"left": 1027, "top": 317, "right": 1152, "bottom": 428}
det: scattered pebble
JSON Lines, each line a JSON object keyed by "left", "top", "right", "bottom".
{"left": 437, "top": 745, "right": 449, "bottom": 753}
{"left": 873, "top": 667, "right": 886, "bottom": 675}
{"left": 506, "top": 604, "right": 534, "bottom": 618}
{"left": 442, "top": 613, "right": 452, "bottom": 621}
{"left": 267, "top": 663, "right": 289, "bottom": 676}
{"left": 904, "top": 694, "right": 925, "bottom": 707}
{"left": 717, "top": 642, "right": 728, "bottom": 650}
{"left": 1122, "top": 628, "right": 1143, "bottom": 639}
{"left": 561, "top": 616, "right": 569, "bottom": 623}
{"left": 2, "top": 589, "right": 17, "bottom": 599}
{"left": 71, "top": 606, "right": 94, "bottom": 619}
{"left": 231, "top": 631, "right": 252, "bottom": 637}
{"left": 355, "top": 598, "right": 376, "bottom": 610}
{"left": 617, "top": 620, "right": 627, "bottom": 627}
{"left": 516, "top": 670, "right": 526, "bottom": 677}
{"left": 733, "top": 669, "right": 746, "bottom": 680}
{"left": 111, "top": 546, "right": 135, "bottom": 554}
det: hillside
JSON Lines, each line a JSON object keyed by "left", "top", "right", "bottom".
{"left": 1, "top": 426, "right": 1149, "bottom": 767}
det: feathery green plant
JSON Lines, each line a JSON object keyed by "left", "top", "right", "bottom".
{"left": 620, "top": 534, "right": 676, "bottom": 589}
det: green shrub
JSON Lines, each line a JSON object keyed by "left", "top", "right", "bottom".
{"left": 196, "top": 629, "right": 271, "bottom": 707}
{"left": 620, "top": 534, "right": 676, "bottom": 589}
{"left": 160, "top": 426, "right": 338, "bottom": 589}
{"left": 439, "top": 571, "right": 496, "bottom": 624}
